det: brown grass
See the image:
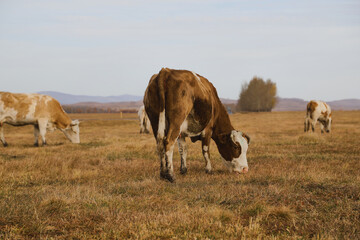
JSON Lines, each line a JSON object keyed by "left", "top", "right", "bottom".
{"left": 1, "top": 111, "right": 359, "bottom": 239}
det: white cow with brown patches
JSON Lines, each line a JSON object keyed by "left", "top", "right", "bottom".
{"left": 144, "top": 68, "right": 250, "bottom": 182}
{"left": 304, "top": 100, "right": 332, "bottom": 133}
{"left": 0, "top": 92, "right": 80, "bottom": 146}
{"left": 138, "top": 105, "right": 151, "bottom": 134}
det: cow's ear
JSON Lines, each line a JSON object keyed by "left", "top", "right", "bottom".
{"left": 230, "top": 130, "right": 237, "bottom": 144}
{"left": 218, "top": 133, "right": 230, "bottom": 144}
{"left": 242, "top": 133, "right": 251, "bottom": 145}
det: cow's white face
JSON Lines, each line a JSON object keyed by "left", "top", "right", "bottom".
{"left": 325, "top": 117, "right": 332, "bottom": 133}
{"left": 223, "top": 130, "right": 249, "bottom": 174}
{"left": 62, "top": 120, "right": 80, "bottom": 143}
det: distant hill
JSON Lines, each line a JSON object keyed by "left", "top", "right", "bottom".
{"left": 62, "top": 101, "right": 143, "bottom": 113}
{"left": 218, "top": 97, "right": 360, "bottom": 112}
{"left": 273, "top": 98, "right": 360, "bottom": 111}
{"left": 272, "top": 98, "right": 307, "bottom": 111}
{"left": 327, "top": 99, "right": 360, "bottom": 111}
{"left": 38, "top": 91, "right": 143, "bottom": 105}
{"left": 217, "top": 98, "right": 360, "bottom": 112}
{"left": 38, "top": 91, "right": 360, "bottom": 112}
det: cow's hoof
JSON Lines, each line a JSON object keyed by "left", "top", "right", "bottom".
{"left": 160, "top": 172, "right": 175, "bottom": 183}
{"left": 180, "top": 167, "right": 187, "bottom": 175}
{"left": 34, "top": 143, "right": 39, "bottom": 147}
{"left": 205, "top": 168, "right": 212, "bottom": 174}
{"left": 3, "top": 142, "right": 8, "bottom": 147}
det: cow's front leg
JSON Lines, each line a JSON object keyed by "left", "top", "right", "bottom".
{"left": 202, "top": 134, "right": 212, "bottom": 174}
{"left": 0, "top": 123, "right": 8, "bottom": 147}
{"left": 177, "top": 135, "right": 187, "bottom": 175}
{"left": 38, "top": 118, "right": 48, "bottom": 146}
{"left": 34, "top": 125, "right": 40, "bottom": 147}
{"left": 139, "top": 117, "right": 145, "bottom": 133}
{"left": 320, "top": 122, "right": 325, "bottom": 134}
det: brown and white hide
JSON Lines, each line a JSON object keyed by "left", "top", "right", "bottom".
{"left": 0, "top": 92, "right": 80, "bottom": 146}
{"left": 304, "top": 100, "right": 332, "bottom": 133}
{"left": 144, "top": 68, "right": 250, "bottom": 182}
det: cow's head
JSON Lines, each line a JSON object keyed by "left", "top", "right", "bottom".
{"left": 219, "top": 130, "right": 250, "bottom": 174}
{"left": 324, "top": 115, "right": 332, "bottom": 133}
{"left": 62, "top": 120, "right": 80, "bottom": 143}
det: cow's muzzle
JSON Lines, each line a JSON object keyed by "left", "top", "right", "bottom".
{"left": 235, "top": 167, "right": 248, "bottom": 174}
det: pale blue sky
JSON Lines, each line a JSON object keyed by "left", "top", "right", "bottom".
{"left": 1, "top": 0, "right": 359, "bottom": 101}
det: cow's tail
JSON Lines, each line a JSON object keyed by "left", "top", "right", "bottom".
{"left": 156, "top": 68, "right": 170, "bottom": 142}
{"left": 307, "top": 101, "right": 315, "bottom": 119}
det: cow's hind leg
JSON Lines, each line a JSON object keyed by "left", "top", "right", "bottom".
{"left": 158, "top": 118, "right": 181, "bottom": 182}
{"left": 177, "top": 135, "right": 187, "bottom": 175}
{"left": 162, "top": 138, "right": 176, "bottom": 182}
{"left": 38, "top": 118, "right": 48, "bottom": 146}
{"left": 159, "top": 111, "right": 190, "bottom": 182}
{"left": 155, "top": 110, "right": 173, "bottom": 182}
{"left": 0, "top": 123, "right": 8, "bottom": 147}
{"left": 34, "top": 125, "right": 40, "bottom": 147}
{"left": 311, "top": 119, "right": 316, "bottom": 132}
{"left": 304, "top": 117, "right": 309, "bottom": 132}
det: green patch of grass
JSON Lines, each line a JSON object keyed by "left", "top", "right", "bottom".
{"left": 242, "top": 204, "right": 267, "bottom": 218}
{"left": 246, "top": 175, "right": 286, "bottom": 187}
{"left": 40, "top": 199, "right": 69, "bottom": 217}
{"left": 298, "top": 134, "right": 325, "bottom": 145}
{"left": 80, "top": 141, "right": 108, "bottom": 148}
{"left": 261, "top": 207, "right": 296, "bottom": 236}
{"left": 106, "top": 149, "right": 156, "bottom": 161}
{"left": 0, "top": 153, "right": 26, "bottom": 161}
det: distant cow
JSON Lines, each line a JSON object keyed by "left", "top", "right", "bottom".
{"left": 144, "top": 68, "right": 250, "bottom": 182}
{"left": 304, "top": 100, "right": 332, "bottom": 133}
{"left": 0, "top": 92, "right": 80, "bottom": 146}
{"left": 138, "top": 105, "right": 151, "bottom": 134}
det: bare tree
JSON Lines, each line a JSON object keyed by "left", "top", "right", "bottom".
{"left": 236, "top": 77, "right": 277, "bottom": 112}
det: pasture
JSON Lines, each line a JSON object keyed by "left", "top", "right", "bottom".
{"left": 0, "top": 111, "right": 359, "bottom": 239}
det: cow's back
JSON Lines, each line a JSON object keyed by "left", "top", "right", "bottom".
{"left": 0, "top": 92, "right": 39, "bottom": 123}
{"left": 306, "top": 100, "right": 331, "bottom": 120}
{"left": 0, "top": 92, "right": 70, "bottom": 127}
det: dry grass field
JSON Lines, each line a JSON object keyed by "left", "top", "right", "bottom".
{"left": 0, "top": 111, "right": 359, "bottom": 239}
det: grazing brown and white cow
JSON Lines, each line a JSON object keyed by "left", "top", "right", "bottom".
{"left": 144, "top": 68, "right": 250, "bottom": 182}
{"left": 0, "top": 92, "right": 80, "bottom": 146}
{"left": 304, "top": 100, "right": 332, "bottom": 133}
{"left": 138, "top": 105, "right": 151, "bottom": 134}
